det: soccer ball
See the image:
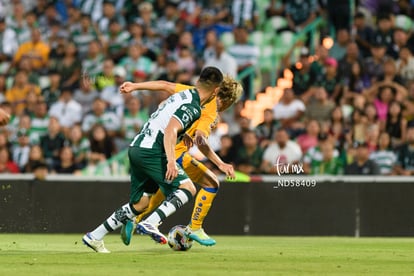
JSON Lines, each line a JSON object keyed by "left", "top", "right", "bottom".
{"left": 167, "top": 225, "right": 193, "bottom": 251}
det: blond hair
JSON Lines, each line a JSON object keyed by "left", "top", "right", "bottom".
{"left": 217, "top": 75, "right": 243, "bottom": 109}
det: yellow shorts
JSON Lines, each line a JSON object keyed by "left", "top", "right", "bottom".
{"left": 177, "top": 152, "right": 208, "bottom": 184}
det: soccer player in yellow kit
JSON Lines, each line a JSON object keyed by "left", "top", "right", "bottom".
{"left": 119, "top": 75, "right": 242, "bottom": 246}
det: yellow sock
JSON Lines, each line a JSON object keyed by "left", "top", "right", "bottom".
{"left": 135, "top": 189, "right": 165, "bottom": 223}
{"left": 190, "top": 187, "right": 218, "bottom": 230}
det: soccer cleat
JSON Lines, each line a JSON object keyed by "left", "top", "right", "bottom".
{"left": 120, "top": 220, "right": 136, "bottom": 246}
{"left": 185, "top": 227, "right": 216, "bottom": 246}
{"left": 136, "top": 221, "right": 167, "bottom": 244}
{"left": 82, "top": 233, "right": 110, "bottom": 253}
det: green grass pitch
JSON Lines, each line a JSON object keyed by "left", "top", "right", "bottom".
{"left": 0, "top": 234, "right": 413, "bottom": 275}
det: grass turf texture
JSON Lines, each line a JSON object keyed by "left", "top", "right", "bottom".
{"left": 0, "top": 234, "right": 413, "bottom": 275}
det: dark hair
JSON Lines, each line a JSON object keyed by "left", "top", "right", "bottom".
{"left": 199, "top": 67, "right": 223, "bottom": 86}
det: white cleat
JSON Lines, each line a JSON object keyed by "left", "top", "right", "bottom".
{"left": 82, "top": 233, "right": 110, "bottom": 253}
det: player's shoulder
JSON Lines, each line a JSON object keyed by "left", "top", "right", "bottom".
{"left": 175, "top": 83, "right": 195, "bottom": 93}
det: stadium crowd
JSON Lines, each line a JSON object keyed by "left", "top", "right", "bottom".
{"left": 0, "top": 0, "right": 414, "bottom": 176}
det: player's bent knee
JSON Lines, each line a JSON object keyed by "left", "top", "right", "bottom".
{"left": 178, "top": 180, "right": 197, "bottom": 196}
{"left": 199, "top": 170, "right": 220, "bottom": 189}
{"left": 132, "top": 195, "right": 150, "bottom": 212}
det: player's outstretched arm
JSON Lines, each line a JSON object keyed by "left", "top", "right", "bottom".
{"left": 120, "top": 80, "right": 177, "bottom": 95}
{"left": 194, "top": 130, "right": 235, "bottom": 179}
{"left": 0, "top": 108, "right": 10, "bottom": 126}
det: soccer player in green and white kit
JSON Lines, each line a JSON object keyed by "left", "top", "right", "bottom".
{"left": 82, "top": 67, "right": 223, "bottom": 253}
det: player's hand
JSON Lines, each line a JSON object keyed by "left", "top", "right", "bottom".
{"left": 194, "top": 130, "right": 206, "bottom": 146}
{"left": 182, "top": 133, "right": 193, "bottom": 149}
{"left": 119, "top": 81, "right": 135, "bottom": 94}
{"left": 165, "top": 161, "right": 178, "bottom": 182}
{"left": 0, "top": 108, "right": 10, "bottom": 126}
{"left": 218, "top": 163, "right": 235, "bottom": 180}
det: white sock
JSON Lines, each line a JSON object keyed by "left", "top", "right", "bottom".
{"left": 90, "top": 203, "right": 138, "bottom": 240}
{"left": 145, "top": 189, "right": 192, "bottom": 226}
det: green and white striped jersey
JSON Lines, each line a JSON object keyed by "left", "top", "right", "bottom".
{"left": 130, "top": 88, "right": 201, "bottom": 151}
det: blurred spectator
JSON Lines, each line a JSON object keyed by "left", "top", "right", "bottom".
{"left": 342, "top": 61, "right": 370, "bottom": 103}
{"left": 30, "top": 98, "right": 49, "bottom": 144}
{"left": 315, "top": 56, "right": 342, "bottom": 102}
{"left": 23, "top": 144, "right": 46, "bottom": 173}
{"left": 82, "top": 97, "right": 121, "bottom": 138}
{"left": 261, "top": 128, "right": 302, "bottom": 174}
{"left": 228, "top": 26, "right": 259, "bottom": 100}
{"left": 389, "top": 28, "right": 410, "bottom": 60}
{"left": 369, "top": 132, "right": 397, "bottom": 175}
{"left": 178, "top": 0, "right": 203, "bottom": 27}
{"left": 67, "top": 124, "right": 90, "bottom": 170}
{"left": 396, "top": 47, "right": 414, "bottom": 85}
{"left": 5, "top": 70, "right": 41, "bottom": 115}
{"left": 394, "top": 124, "right": 414, "bottom": 175}
{"left": 329, "top": 28, "right": 350, "bottom": 61}
{"left": 309, "top": 139, "right": 344, "bottom": 175}
{"left": 41, "top": 70, "right": 61, "bottom": 108}
{"left": 215, "top": 134, "right": 234, "bottom": 164}
{"left": 385, "top": 100, "right": 407, "bottom": 147}
{"left": 135, "top": 2, "right": 158, "bottom": 41}
{"left": 12, "top": 28, "right": 50, "bottom": 73}
{"left": 204, "top": 40, "right": 238, "bottom": 78}
{"left": 296, "top": 119, "right": 320, "bottom": 154}
{"left": 255, "top": 108, "right": 280, "bottom": 149}
{"left": 364, "top": 103, "right": 380, "bottom": 130}
{"left": 0, "top": 147, "right": 19, "bottom": 173}
{"left": 265, "top": 0, "right": 285, "bottom": 18}
{"left": 118, "top": 44, "right": 153, "bottom": 81}
{"left": 0, "top": 16, "right": 18, "bottom": 71}
{"left": 95, "top": 58, "right": 115, "bottom": 91}
{"left": 303, "top": 132, "right": 340, "bottom": 174}
{"left": 71, "top": 14, "right": 98, "bottom": 59}
{"left": 120, "top": 96, "right": 146, "bottom": 149}
{"left": 73, "top": 78, "right": 99, "bottom": 117}
{"left": 273, "top": 87, "right": 305, "bottom": 136}
{"left": 353, "top": 11, "right": 374, "bottom": 58}
{"left": 39, "top": 116, "right": 66, "bottom": 169}
{"left": 338, "top": 42, "right": 363, "bottom": 82}
{"left": 81, "top": 40, "right": 104, "bottom": 80}
{"left": 364, "top": 42, "right": 388, "bottom": 84}
{"left": 98, "top": 1, "right": 125, "bottom": 33}
{"left": 285, "top": 0, "right": 317, "bottom": 33}
{"left": 329, "top": 106, "right": 349, "bottom": 152}
{"left": 305, "top": 86, "right": 335, "bottom": 127}
{"left": 52, "top": 145, "right": 82, "bottom": 174}
{"left": 230, "top": 0, "right": 259, "bottom": 29}
{"left": 49, "top": 87, "right": 82, "bottom": 136}
{"left": 12, "top": 128, "right": 31, "bottom": 171}
{"left": 229, "top": 116, "right": 251, "bottom": 156}
{"left": 350, "top": 108, "right": 368, "bottom": 142}
{"left": 102, "top": 19, "right": 130, "bottom": 63}
{"left": 378, "top": 58, "right": 404, "bottom": 85}
{"left": 88, "top": 124, "right": 116, "bottom": 165}
{"left": 155, "top": 1, "right": 178, "bottom": 37}
{"left": 234, "top": 129, "right": 263, "bottom": 174}
{"left": 6, "top": 1, "right": 31, "bottom": 44}
{"left": 283, "top": 46, "right": 316, "bottom": 102}
{"left": 51, "top": 41, "right": 81, "bottom": 89}
{"left": 372, "top": 14, "right": 393, "bottom": 55}
{"left": 100, "top": 66, "right": 127, "bottom": 116}
{"left": 364, "top": 82, "right": 407, "bottom": 122}
{"left": 177, "top": 46, "right": 196, "bottom": 74}
{"left": 345, "top": 141, "right": 380, "bottom": 175}
{"left": 157, "top": 56, "right": 179, "bottom": 82}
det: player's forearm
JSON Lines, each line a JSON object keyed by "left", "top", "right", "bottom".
{"left": 197, "top": 141, "right": 225, "bottom": 168}
{"left": 164, "top": 128, "right": 178, "bottom": 163}
{"left": 131, "top": 81, "right": 176, "bottom": 94}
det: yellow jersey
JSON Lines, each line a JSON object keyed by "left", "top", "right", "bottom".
{"left": 174, "top": 84, "right": 218, "bottom": 158}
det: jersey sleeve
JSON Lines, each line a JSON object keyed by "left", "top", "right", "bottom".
{"left": 172, "top": 104, "right": 200, "bottom": 130}
{"left": 174, "top": 84, "right": 194, "bottom": 93}
{"left": 192, "top": 99, "right": 218, "bottom": 137}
